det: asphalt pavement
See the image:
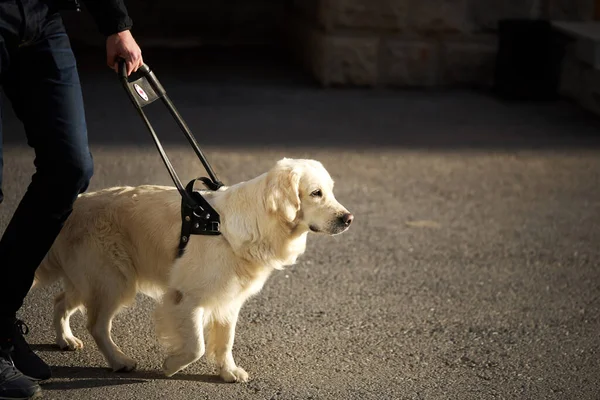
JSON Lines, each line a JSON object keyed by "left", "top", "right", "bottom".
{"left": 0, "top": 47, "right": 599, "bottom": 400}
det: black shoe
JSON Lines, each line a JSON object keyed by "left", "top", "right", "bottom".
{"left": 0, "top": 350, "right": 41, "bottom": 400}
{"left": 8, "top": 321, "right": 51, "bottom": 382}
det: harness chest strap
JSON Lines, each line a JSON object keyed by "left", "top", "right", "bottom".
{"left": 177, "top": 178, "right": 222, "bottom": 258}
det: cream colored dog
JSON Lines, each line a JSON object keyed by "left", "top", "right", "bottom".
{"left": 31, "top": 158, "right": 353, "bottom": 382}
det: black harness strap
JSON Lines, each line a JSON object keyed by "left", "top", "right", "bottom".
{"left": 177, "top": 178, "right": 222, "bottom": 258}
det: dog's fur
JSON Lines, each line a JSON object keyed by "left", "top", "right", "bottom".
{"left": 31, "top": 158, "right": 353, "bottom": 382}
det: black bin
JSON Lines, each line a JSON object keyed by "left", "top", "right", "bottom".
{"left": 494, "top": 19, "right": 568, "bottom": 100}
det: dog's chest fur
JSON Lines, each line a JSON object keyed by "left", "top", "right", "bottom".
{"left": 237, "top": 266, "right": 273, "bottom": 299}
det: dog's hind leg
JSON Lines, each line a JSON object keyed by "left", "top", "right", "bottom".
{"left": 85, "top": 293, "right": 137, "bottom": 372}
{"left": 206, "top": 308, "right": 249, "bottom": 383}
{"left": 54, "top": 288, "right": 84, "bottom": 351}
{"left": 155, "top": 290, "right": 205, "bottom": 377}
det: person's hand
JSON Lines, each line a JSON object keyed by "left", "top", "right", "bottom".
{"left": 106, "top": 30, "right": 143, "bottom": 76}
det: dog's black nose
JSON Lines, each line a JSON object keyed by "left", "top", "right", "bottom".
{"left": 341, "top": 213, "right": 354, "bottom": 226}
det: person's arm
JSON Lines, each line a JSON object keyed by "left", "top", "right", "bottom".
{"left": 81, "top": 0, "right": 143, "bottom": 75}
{"left": 81, "top": 0, "right": 132, "bottom": 37}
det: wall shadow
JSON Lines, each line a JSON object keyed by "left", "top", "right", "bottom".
{"left": 2, "top": 47, "right": 599, "bottom": 151}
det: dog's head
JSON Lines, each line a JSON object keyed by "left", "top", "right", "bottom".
{"left": 266, "top": 158, "right": 353, "bottom": 235}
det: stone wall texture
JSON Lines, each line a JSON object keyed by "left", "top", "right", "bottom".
{"left": 286, "top": 0, "right": 597, "bottom": 87}
{"left": 61, "top": 0, "right": 597, "bottom": 88}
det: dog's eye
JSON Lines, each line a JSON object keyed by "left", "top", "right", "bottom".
{"left": 310, "top": 189, "right": 323, "bottom": 198}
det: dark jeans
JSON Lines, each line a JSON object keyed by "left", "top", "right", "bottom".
{"left": 0, "top": 0, "right": 93, "bottom": 336}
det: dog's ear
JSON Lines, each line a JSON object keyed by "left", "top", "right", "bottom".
{"left": 266, "top": 160, "right": 301, "bottom": 224}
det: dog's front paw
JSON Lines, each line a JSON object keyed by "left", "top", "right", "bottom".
{"left": 57, "top": 335, "right": 84, "bottom": 351}
{"left": 110, "top": 355, "right": 137, "bottom": 372}
{"left": 220, "top": 366, "right": 249, "bottom": 383}
{"left": 162, "top": 356, "right": 186, "bottom": 377}
{"left": 162, "top": 346, "right": 205, "bottom": 377}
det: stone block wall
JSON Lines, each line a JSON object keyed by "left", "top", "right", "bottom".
{"left": 61, "top": 0, "right": 597, "bottom": 89}
{"left": 558, "top": 42, "right": 600, "bottom": 115}
{"left": 547, "top": 0, "right": 597, "bottom": 21}
{"left": 285, "top": 0, "right": 597, "bottom": 88}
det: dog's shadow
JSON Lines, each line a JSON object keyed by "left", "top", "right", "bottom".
{"left": 31, "top": 344, "right": 228, "bottom": 391}
{"left": 42, "top": 366, "right": 225, "bottom": 390}
{"left": 30, "top": 343, "right": 65, "bottom": 353}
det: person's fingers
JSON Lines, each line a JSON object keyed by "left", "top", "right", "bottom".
{"left": 131, "top": 54, "right": 140, "bottom": 73}
{"left": 126, "top": 58, "right": 135, "bottom": 76}
{"left": 135, "top": 55, "right": 143, "bottom": 72}
{"left": 108, "top": 51, "right": 122, "bottom": 73}
{"left": 131, "top": 50, "right": 143, "bottom": 73}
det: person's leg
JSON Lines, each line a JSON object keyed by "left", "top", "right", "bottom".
{"left": 0, "top": 1, "right": 49, "bottom": 398}
{"left": 0, "top": 0, "right": 22, "bottom": 340}
{"left": 0, "top": 0, "right": 93, "bottom": 381}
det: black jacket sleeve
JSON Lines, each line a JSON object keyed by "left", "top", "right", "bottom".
{"left": 81, "top": 0, "right": 133, "bottom": 36}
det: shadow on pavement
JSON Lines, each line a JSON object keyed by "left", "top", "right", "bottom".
{"left": 30, "top": 344, "right": 66, "bottom": 353}
{"left": 2, "top": 46, "right": 600, "bottom": 150}
{"left": 42, "top": 365, "right": 227, "bottom": 390}
{"left": 42, "top": 377, "right": 147, "bottom": 390}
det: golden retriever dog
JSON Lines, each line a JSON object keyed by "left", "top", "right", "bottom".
{"left": 31, "top": 158, "right": 353, "bottom": 382}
